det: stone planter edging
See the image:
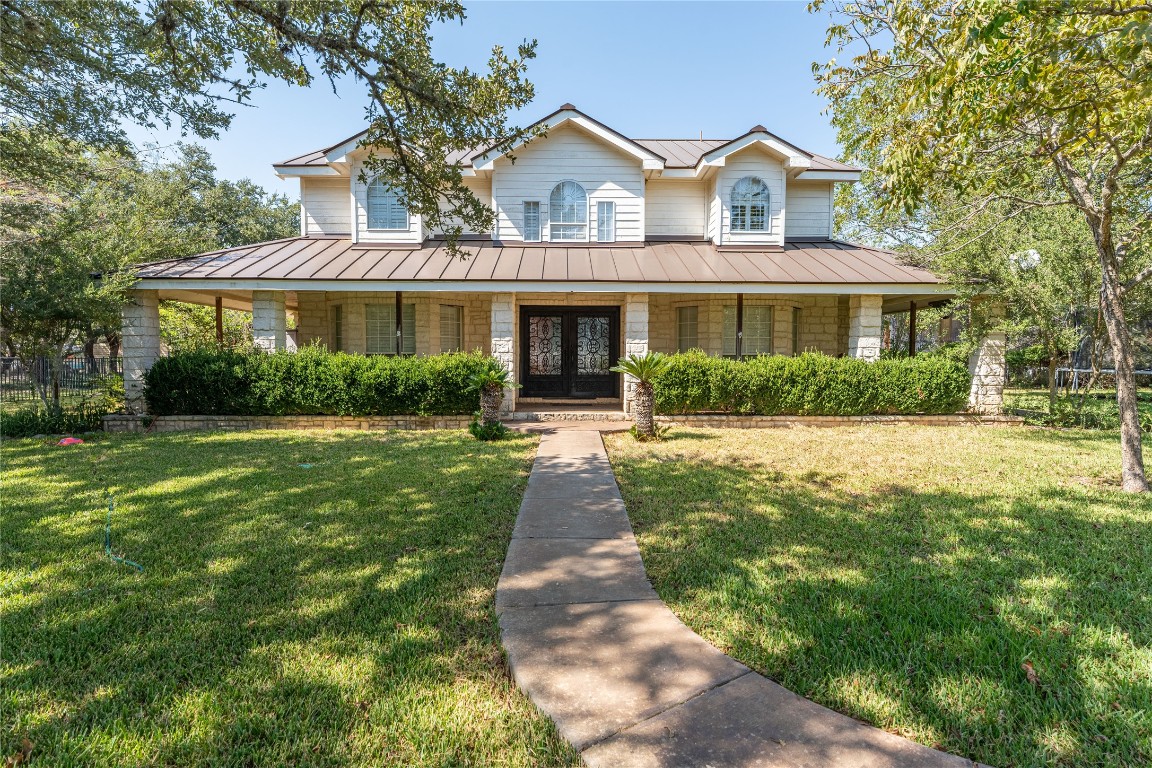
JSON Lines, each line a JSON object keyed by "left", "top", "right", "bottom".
{"left": 103, "top": 414, "right": 472, "bottom": 434}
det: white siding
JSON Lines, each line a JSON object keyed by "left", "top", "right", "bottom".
{"left": 431, "top": 176, "right": 492, "bottom": 236}
{"left": 706, "top": 176, "right": 721, "bottom": 243}
{"left": 350, "top": 156, "right": 423, "bottom": 243}
{"left": 301, "top": 177, "right": 351, "bottom": 235}
{"left": 492, "top": 124, "right": 644, "bottom": 242}
{"left": 645, "top": 179, "right": 705, "bottom": 237}
{"left": 714, "top": 145, "right": 785, "bottom": 246}
{"left": 785, "top": 181, "right": 834, "bottom": 239}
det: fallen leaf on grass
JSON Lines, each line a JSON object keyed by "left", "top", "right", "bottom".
{"left": 1022, "top": 660, "right": 1039, "bottom": 686}
{"left": 4, "top": 738, "right": 33, "bottom": 767}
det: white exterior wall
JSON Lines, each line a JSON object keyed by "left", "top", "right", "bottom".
{"left": 431, "top": 176, "right": 492, "bottom": 236}
{"left": 645, "top": 179, "right": 706, "bottom": 237}
{"left": 492, "top": 125, "right": 644, "bottom": 242}
{"left": 784, "top": 181, "right": 834, "bottom": 239}
{"left": 301, "top": 178, "right": 352, "bottom": 235}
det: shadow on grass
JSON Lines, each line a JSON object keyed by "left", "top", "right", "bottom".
{"left": 2, "top": 430, "right": 578, "bottom": 767}
{"left": 609, "top": 428, "right": 1151, "bottom": 768}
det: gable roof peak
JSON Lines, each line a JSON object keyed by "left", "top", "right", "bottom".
{"left": 749, "top": 124, "right": 768, "bottom": 133}
{"left": 559, "top": 102, "right": 578, "bottom": 111}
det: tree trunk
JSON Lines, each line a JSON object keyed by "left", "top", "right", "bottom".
{"left": 634, "top": 381, "right": 655, "bottom": 437}
{"left": 1098, "top": 276, "right": 1147, "bottom": 491}
{"left": 106, "top": 332, "right": 121, "bottom": 373}
{"left": 1048, "top": 355, "right": 1058, "bottom": 412}
{"left": 480, "top": 383, "right": 503, "bottom": 425}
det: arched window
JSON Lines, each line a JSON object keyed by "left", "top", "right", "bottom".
{"left": 366, "top": 178, "right": 408, "bottom": 230}
{"left": 548, "top": 180, "right": 587, "bottom": 241}
{"left": 730, "top": 176, "right": 770, "bottom": 232}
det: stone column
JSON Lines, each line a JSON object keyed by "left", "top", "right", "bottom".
{"left": 251, "top": 290, "right": 287, "bottom": 352}
{"left": 491, "top": 292, "right": 516, "bottom": 415}
{"left": 122, "top": 289, "right": 160, "bottom": 413}
{"left": 847, "top": 294, "right": 883, "bottom": 361}
{"left": 968, "top": 302, "right": 1007, "bottom": 414}
{"left": 623, "top": 293, "right": 649, "bottom": 414}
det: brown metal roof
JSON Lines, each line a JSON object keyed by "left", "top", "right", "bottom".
{"left": 133, "top": 236, "right": 940, "bottom": 285}
{"left": 274, "top": 105, "right": 862, "bottom": 172}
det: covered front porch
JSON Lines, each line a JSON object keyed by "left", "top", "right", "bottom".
{"left": 122, "top": 285, "right": 1005, "bottom": 416}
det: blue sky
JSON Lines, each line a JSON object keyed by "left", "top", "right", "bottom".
{"left": 125, "top": 1, "right": 845, "bottom": 198}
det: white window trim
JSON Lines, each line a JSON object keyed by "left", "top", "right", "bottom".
{"left": 547, "top": 179, "right": 589, "bottom": 243}
{"left": 365, "top": 177, "right": 410, "bottom": 232}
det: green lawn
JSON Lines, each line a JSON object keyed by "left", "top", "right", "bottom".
{"left": 1, "top": 430, "right": 578, "bottom": 767}
{"left": 605, "top": 427, "right": 1151, "bottom": 768}
{"left": 1004, "top": 387, "right": 1152, "bottom": 429}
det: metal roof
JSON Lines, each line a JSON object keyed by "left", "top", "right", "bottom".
{"left": 133, "top": 236, "right": 939, "bottom": 286}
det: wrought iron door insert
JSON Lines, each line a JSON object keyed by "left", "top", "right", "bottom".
{"left": 520, "top": 307, "right": 620, "bottom": 398}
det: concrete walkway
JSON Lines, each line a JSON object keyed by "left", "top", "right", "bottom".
{"left": 496, "top": 430, "right": 982, "bottom": 768}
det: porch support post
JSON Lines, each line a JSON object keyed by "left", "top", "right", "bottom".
{"left": 967, "top": 301, "right": 1007, "bottom": 414}
{"left": 215, "top": 297, "right": 224, "bottom": 344}
{"left": 251, "top": 290, "right": 287, "bottom": 352}
{"left": 908, "top": 301, "right": 918, "bottom": 357}
{"left": 623, "top": 293, "right": 649, "bottom": 415}
{"left": 122, "top": 289, "right": 160, "bottom": 413}
{"left": 847, "top": 294, "right": 883, "bottom": 361}
{"left": 491, "top": 292, "right": 516, "bottom": 415}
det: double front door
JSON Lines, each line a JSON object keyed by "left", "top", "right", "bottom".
{"left": 520, "top": 307, "right": 620, "bottom": 398}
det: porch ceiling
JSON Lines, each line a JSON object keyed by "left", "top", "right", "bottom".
{"left": 128, "top": 236, "right": 951, "bottom": 297}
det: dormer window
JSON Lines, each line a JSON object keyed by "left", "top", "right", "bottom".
{"left": 730, "top": 176, "right": 770, "bottom": 232}
{"left": 549, "top": 181, "right": 587, "bottom": 241}
{"left": 366, "top": 178, "right": 408, "bottom": 230}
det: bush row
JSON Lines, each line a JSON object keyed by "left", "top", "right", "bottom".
{"left": 653, "top": 351, "right": 971, "bottom": 416}
{"left": 0, "top": 402, "right": 111, "bottom": 438}
{"left": 144, "top": 347, "right": 498, "bottom": 416}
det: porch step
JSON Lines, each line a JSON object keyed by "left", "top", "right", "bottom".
{"left": 509, "top": 410, "right": 629, "bottom": 422}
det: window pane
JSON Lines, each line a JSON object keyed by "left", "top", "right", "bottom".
{"left": 731, "top": 204, "right": 747, "bottom": 231}
{"left": 440, "top": 305, "right": 463, "bottom": 352}
{"left": 402, "top": 303, "right": 416, "bottom": 355}
{"left": 597, "top": 201, "right": 615, "bottom": 243}
{"left": 523, "top": 201, "right": 540, "bottom": 241}
{"left": 551, "top": 224, "right": 585, "bottom": 241}
{"left": 722, "top": 306, "right": 736, "bottom": 356}
{"left": 677, "top": 306, "right": 698, "bottom": 351}
{"left": 792, "top": 307, "right": 801, "bottom": 355}
{"left": 365, "top": 304, "right": 394, "bottom": 354}
{"left": 367, "top": 180, "right": 408, "bottom": 230}
{"left": 730, "top": 177, "right": 770, "bottom": 233}
{"left": 744, "top": 306, "right": 773, "bottom": 355}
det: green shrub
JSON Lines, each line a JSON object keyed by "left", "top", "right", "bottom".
{"left": 652, "top": 351, "right": 971, "bottom": 416}
{"left": 144, "top": 346, "right": 499, "bottom": 416}
{"left": 468, "top": 414, "right": 510, "bottom": 441}
{"left": 1, "top": 403, "right": 110, "bottom": 437}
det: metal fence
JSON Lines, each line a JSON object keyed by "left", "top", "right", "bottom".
{"left": 0, "top": 356, "right": 122, "bottom": 403}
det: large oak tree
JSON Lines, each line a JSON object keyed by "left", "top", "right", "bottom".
{"left": 813, "top": 0, "right": 1152, "bottom": 491}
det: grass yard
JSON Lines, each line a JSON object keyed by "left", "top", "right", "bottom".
{"left": 605, "top": 427, "right": 1151, "bottom": 768}
{"left": 1, "top": 430, "right": 578, "bottom": 767}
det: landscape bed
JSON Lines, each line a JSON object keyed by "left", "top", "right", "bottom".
{"left": 1, "top": 430, "right": 578, "bottom": 767}
{"left": 605, "top": 426, "right": 1151, "bottom": 768}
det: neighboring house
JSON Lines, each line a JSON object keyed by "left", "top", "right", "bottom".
{"left": 120, "top": 104, "right": 1005, "bottom": 414}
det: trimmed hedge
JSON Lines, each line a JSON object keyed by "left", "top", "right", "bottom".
{"left": 144, "top": 346, "right": 498, "bottom": 416}
{"left": 653, "top": 351, "right": 971, "bottom": 416}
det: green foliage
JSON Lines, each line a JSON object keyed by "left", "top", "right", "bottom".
{"left": 0, "top": 402, "right": 110, "bottom": 437}
{"left": 469, "top": 415, "right": 511, "bottom": 441}
{"left": 159, "top": 300, "right": 252, "bottom": 351}
{"left": 610, "top": 351, "right": 671, "bottom": 383}
{"left": 652, "top": 351, "right": 970, "bottom": 416}
{"left": 2, "top": 0, "right": 537, "bottom": 250}
{"left": 628, "top": 423, "right": 671, "bottom": 443}
{"left": 468, "top": 365, "right": 521, "bottom": 392}
{"left": 144, "top": 347, "right": 499, "bottom": 417}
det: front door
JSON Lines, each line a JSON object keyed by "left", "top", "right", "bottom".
{"left": 520, "top": 307, "right": 620, "bottom": 398}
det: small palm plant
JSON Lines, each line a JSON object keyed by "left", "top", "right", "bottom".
{"left": 611, "top": 352, "right": 670, "bottom": 440}
{"left": 469, "top": 364, "right": 519, "bottom": 428}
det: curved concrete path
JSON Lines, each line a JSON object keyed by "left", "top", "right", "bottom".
{"left": 497, "top": 430, "right": 982, "bottom": 768}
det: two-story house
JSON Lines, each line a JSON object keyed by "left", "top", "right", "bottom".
{"left": 121, "top": 105, "right": 1003, "bottom": 414}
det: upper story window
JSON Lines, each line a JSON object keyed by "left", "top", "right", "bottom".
{"left": 730, "top": 176, "right": 770, "bottom": 232}
{"left": 596, "top": 201, "right": 615, "bottom": 243}
{"left": 549, "top": 181, "right": 587, "bottom": 241}
{"left": 366, "top": 178, "right": 409, "bottom": 230}
{"left": 523, "top": 201, "right": 541, "bottom": 242}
